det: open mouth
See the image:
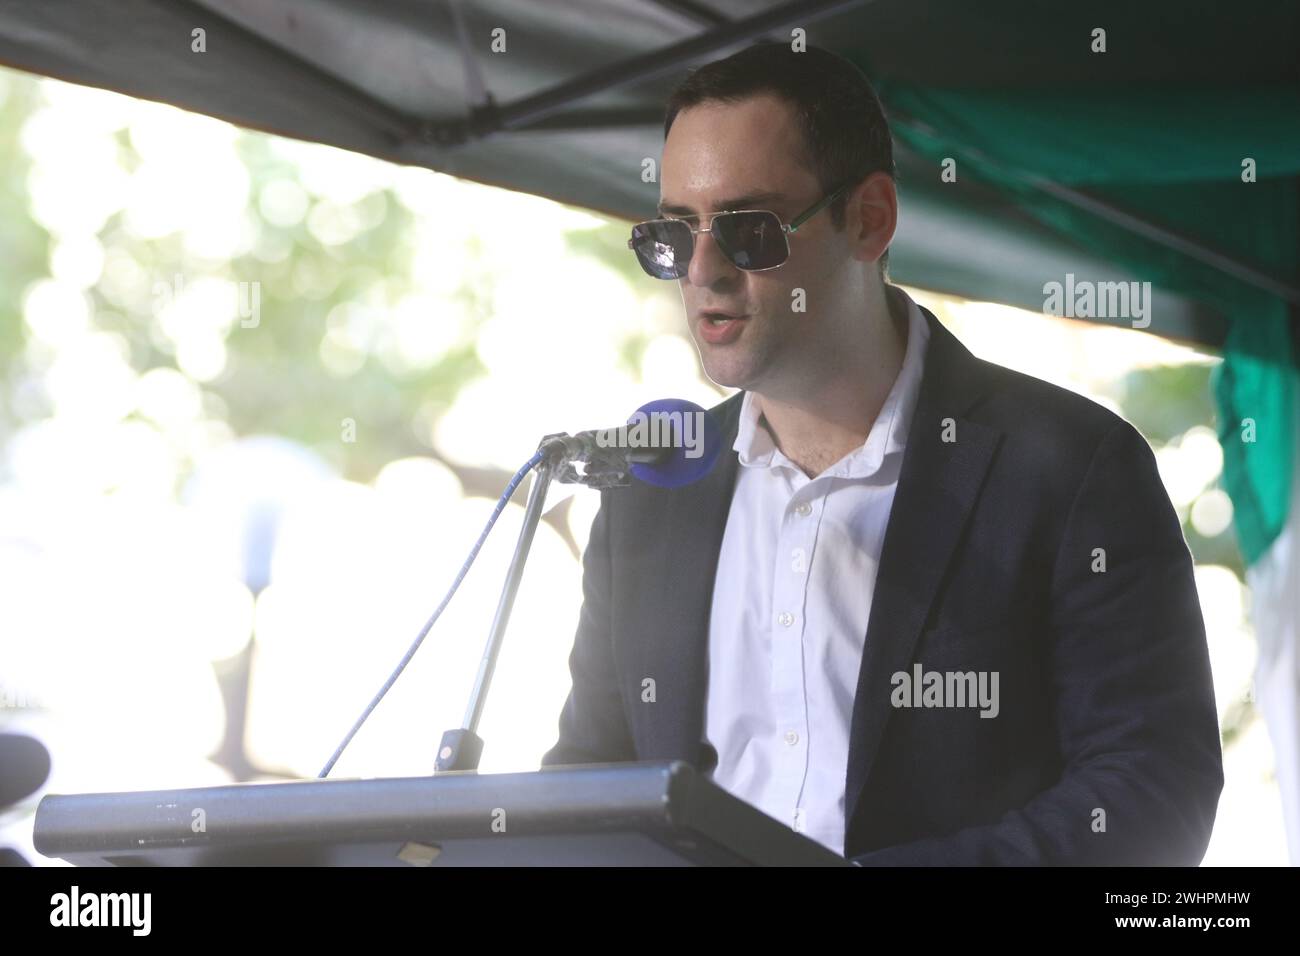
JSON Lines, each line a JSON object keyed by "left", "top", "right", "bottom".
{"left": 698, "top": 311, "right": 749, "bottom": 344}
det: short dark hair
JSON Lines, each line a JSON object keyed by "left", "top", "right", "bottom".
{"left": 663, "top": 42, "right": 896, "bottom": 275}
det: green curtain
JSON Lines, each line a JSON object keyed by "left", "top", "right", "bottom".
{"left": 873, "top": 81, "right": 1300, "bottom": 564}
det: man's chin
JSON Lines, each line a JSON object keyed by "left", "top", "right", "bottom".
{"left": 700, "top": 359, "right": 755, "bottom": 392}
{"left": 692, "top": 335, "right": 762, "bottom": 390}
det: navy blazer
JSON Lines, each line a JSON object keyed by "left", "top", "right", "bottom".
{"left": 541, "top": 304, "right": 1224, "bottom": 865}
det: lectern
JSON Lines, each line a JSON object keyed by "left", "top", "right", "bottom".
{"left": 33, "top": 760, "right": 850, "bottom": 866}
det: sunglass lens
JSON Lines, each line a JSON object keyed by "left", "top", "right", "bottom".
{"left": 631, "top": 220, "right": 692, "bottom": 279}
{"left": 714, "top": 211, "right": 787, "bottom": 270}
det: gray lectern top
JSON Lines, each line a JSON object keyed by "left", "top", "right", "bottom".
{"left": 33, "top": 760, "right": 851, "bottom": 866}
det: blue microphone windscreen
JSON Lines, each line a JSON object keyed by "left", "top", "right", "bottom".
{"left": 627, "top": 398, "right": 722, "bottom": 488}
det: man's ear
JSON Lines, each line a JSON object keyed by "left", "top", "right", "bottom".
{"left": 851, "top": 172, "right": 897, "bottom": 267}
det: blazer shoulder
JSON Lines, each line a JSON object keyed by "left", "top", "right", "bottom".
{"left": 967, "top": 355, "right": 1147, "bottom": 473}
{"left": 977, "top": 356, "right": 1138, "bottom": 447}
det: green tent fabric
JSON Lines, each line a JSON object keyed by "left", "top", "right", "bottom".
{"left": 869, "top": 79, "right": 1299, "bottom": 564}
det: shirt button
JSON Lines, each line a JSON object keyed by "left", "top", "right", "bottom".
{"left": 785, "top": 730, "right": 799, "bottom": 745}
{"left": 795, "top": 502, "right": 812, "bottom": 516}
{"left": 791, "top": 547, "right": 806, "bottom": 573}
{"left": 777, "top": 612, "right": 794, "bottom": 627}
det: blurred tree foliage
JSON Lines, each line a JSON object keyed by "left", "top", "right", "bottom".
{"left": 0, "top": 68, "right": 486, "bottom": 486}
{"left": 1117, "top": 362, "right": 1245, "bottom": 576}
{"left": 563, "top": 221, "right": 675, "bottom": 381}
{"left": 0, "top": 77, "right": 47, "bottom": 387}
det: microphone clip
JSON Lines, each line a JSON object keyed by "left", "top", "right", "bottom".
{"left": 537, "top": 433, "right": 635, "bottom": 489}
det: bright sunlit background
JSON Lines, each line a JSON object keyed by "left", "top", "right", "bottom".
{"left": 0, "top": 69, "right": 1283, "bottom": 865}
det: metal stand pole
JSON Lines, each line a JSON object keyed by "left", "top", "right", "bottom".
{"left": 435, "top": 456, "right": 556, "bottom": 772}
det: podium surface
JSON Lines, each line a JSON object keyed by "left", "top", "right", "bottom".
{"left": 34, "top": 760, "right": 850, "bottom": 866}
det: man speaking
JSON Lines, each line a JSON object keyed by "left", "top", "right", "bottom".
{"left": 541, "top": 42, "right": 1223, "bottom": 866}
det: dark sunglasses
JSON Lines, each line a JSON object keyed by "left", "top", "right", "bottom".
{"left": 627, "top": 181, "right": 854, "bottom": 280}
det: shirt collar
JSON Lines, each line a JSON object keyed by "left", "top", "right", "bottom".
{"left": 733, "top": 287, "right": 932, "bottom": 478}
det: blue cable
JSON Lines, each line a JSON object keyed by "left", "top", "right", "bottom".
{"left": 317, "top": 449, "right": 546, "bottom": 778}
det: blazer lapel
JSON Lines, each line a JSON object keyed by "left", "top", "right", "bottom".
{"left": 844, "top": 307, "right": 1002, "bottom": 830}
{"left": 634, "top": 392, "right": 742, "bottom": 764}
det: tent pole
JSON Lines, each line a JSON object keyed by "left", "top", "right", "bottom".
{"left": 418, "top": 0, "right": 875, "bottom": 145}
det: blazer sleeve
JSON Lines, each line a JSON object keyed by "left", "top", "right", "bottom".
{"left": 851, "top": 419, "right": 1225, "bottom": 865}
{"left": 540, "top": 491, "right": 638, "bottom": 767}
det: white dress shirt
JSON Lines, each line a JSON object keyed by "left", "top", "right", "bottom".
{"left": 701, "top": 288, "right": 931, "bottom": 856}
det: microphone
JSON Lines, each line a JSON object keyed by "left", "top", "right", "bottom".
{"left": 541, "top": 398, "right": 722, "bottom": 489}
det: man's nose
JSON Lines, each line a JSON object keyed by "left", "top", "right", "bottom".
{"left": 686, "top": 228, "right": 737, "bottom": 286}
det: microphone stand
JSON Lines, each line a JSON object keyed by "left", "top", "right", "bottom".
{"left": 434, "top": 433, "right": 640, "bottom": 773}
